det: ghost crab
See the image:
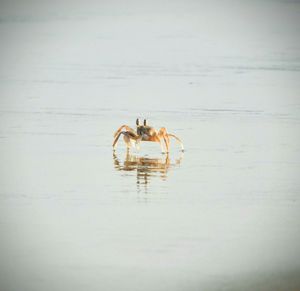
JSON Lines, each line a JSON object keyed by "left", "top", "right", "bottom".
{"left": 112, "top": 119, "right": 184, "bottom": 153}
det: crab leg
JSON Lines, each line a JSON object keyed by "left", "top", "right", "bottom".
{"left": 112, "top": 131, "right": 123, "bottom": 149}
{"left": 159, "top": 138, "right": 166, "bottom": 153}
{"left": 167, "top": 134, "right": 184, "bottom": 151}
{"left": 158, "top": 127, "right": 170, "bottom": 153}
{"left": 112, "top": 131, "right": 140, "bottom": 150}
{"left": 113, "top": 125, "right": 136, "bottom": 138}
{"left": 162, "top": 136, "right": 170, "bottom": 153}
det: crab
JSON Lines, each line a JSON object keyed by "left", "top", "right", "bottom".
{"left": 112, "top": 119, "right": 184, "bottom": 153}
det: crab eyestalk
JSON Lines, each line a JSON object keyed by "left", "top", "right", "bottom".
{"left": 144, "top": 119, "right": 147, "bottom": 126}
{"left": 136, "top": 118, "right": 139, "bottom": 126}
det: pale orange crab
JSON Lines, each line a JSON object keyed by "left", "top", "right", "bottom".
{"left": 112, "top": 119, "right": 184, "bottom": 153}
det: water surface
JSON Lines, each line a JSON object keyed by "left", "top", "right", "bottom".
{"left": 0, "top": 1, "right": 300, "bottom": 290}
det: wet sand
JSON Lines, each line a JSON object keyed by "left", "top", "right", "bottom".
{"left": 0, "top": 0, "right": 300, "bottom": 290}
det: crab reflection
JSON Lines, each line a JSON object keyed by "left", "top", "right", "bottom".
{"left": 113, "top": 151, "right": 183, "bottom": 190}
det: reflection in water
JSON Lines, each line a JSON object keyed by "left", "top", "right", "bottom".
{"left": 113, "top": 151, "right": 183, "bottom": 193}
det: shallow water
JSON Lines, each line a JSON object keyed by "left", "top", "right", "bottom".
{"left": 1, "top": 1, "right": 300, "bottom": 290}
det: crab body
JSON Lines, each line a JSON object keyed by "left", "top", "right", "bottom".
{"left": 112, "top": 119, "right": 184, "bottom": 153}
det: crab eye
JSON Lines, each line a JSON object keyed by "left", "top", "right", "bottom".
{"left": 144, "top": 119, "right": 147, "bottom": 126}
{"left": 136, "top": 118, "right": 139, "bottom": 126}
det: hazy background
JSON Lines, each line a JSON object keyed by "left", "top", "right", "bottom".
{"left": 0, "top": 0, "right": 300, "bottom": 290}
